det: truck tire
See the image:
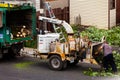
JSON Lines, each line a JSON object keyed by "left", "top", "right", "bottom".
{"left": 49, "top": 55, "right": 63, "bottom": 70}
{"left": 0, "top": 49, "right": 3, "bottom": 59}
{"left": 8, "top": 48, "right": 16, "bottom": 58}
{"left": 10, "top": 43, "right": 23, "bottom": 56}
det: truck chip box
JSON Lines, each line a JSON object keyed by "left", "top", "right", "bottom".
{"left": 0, "top": 3, "right": 36, "bottom": 58}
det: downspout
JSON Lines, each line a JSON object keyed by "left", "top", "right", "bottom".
{"left": 108, "top": 0, "right": 110, "bottom": 29}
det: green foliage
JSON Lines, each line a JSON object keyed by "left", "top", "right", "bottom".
{"left": 83, "top": 68, "right": 113, "bottom": 77}
{"left": 79, "top": 26, "right": 120, "bottom": 46}
{"left": 107, "top": 27, "right": 120, "bottom": 45}
{"left": 71, "top": 25, "right": 80, "bottom": 33}
{"left": 113, "top": 51, "right": 120, "bottom": 71}
{"left": 81, "top": 27, "right": 107, "bottom": 41}
{"left": 83, "top": 68, "right": 99, "bottom": 76}
{"left": 15, "top": 61, "right": 34, "bottom": 69}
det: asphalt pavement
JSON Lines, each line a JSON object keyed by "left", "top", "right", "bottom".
{"left": 0, "top": 56, "right": 120, "bottom": 80}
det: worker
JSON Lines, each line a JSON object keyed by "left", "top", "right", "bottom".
{"left": 96, "top": 40, "right": 117, "bottom": 73}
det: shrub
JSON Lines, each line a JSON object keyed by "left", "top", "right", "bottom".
{"left": 79, "top": 26, "right": 120, "bottom": 46}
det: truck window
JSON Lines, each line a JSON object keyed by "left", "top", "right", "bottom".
{"left": 0, "top": 12, "right": 2, "bottom": 28}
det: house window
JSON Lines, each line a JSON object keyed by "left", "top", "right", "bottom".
{"left": 110, "top": 0, "right": 115, "bottom": 10}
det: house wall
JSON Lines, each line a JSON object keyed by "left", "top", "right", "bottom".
{"left": 110, "top": 9, "right": 116, "bottom": 27}
{"left": 30, "top": 0, "right": 40, "bottom": 11}
{"left": 70, "top": 0, "right": 110, "bottom": 29}
{"left": 48, "top": 0, "right": 68, "bottom": 9}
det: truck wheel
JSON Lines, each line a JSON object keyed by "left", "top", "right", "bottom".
{"left": 0, "top": 49, "right": 3, "bottom": 59}
{"left": 49, "top": 55, "right": 63, "bottom": 70}
{"left": 10, "top": 43, "right": 23, "bottom": 56}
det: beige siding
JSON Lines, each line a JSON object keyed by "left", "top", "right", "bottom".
{"left": 48, "top": 0, "right": 68, "bottom": 9}
{"left": 30, "top": 0, "right": 40, "bottom": 11}
{"left": 70, "top": 0, "right": 109, "bottom": 29}
{"left": 110, "top": 9, "right": 116, "bottom": 28}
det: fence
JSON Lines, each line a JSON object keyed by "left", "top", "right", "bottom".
{"left": 52, "top": 7, "right": 69, "bottom": 23}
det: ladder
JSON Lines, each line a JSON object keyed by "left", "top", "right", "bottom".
{"left": 44, "top": 2, "right": 66, "bottom": 42}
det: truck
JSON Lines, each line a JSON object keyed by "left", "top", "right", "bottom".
{"left": 0, "top": 1, "right": 36, "bottom": 59}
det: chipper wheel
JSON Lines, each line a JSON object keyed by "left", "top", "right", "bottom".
{"left": 49, "top": 55, "right": 67, "bottom": 70}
